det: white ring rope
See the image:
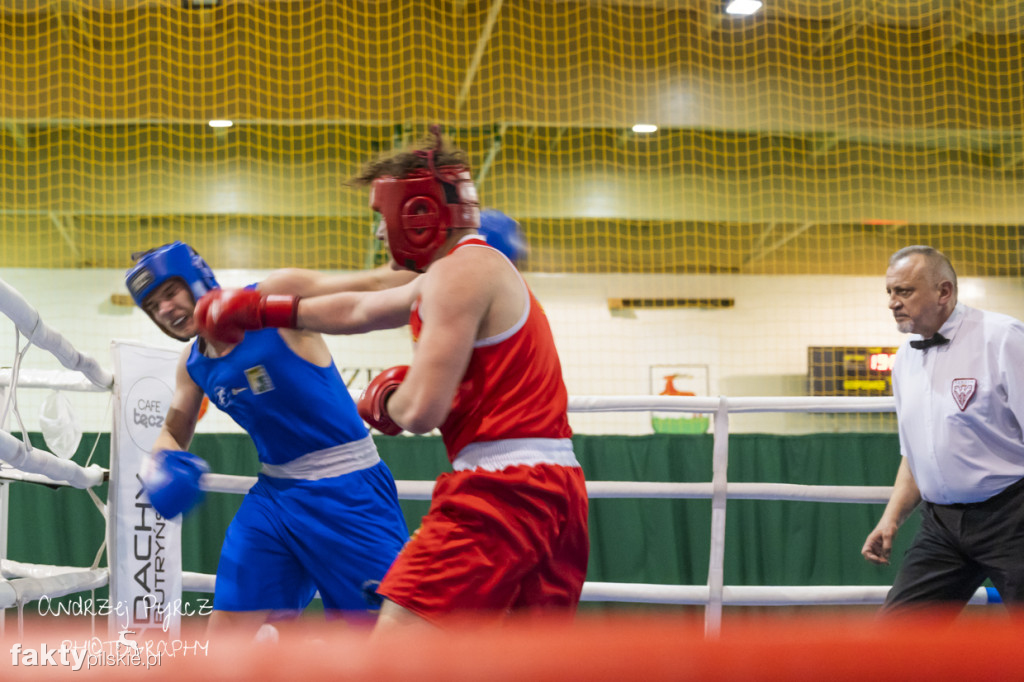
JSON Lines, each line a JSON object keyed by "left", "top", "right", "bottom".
{"left": 0, "top": 570, "right": 109, "bottom": 610}
{"left": 190, "top": 395, "right": 906, "bottom": 622}
{"left": 568, "top": 395, "right": 895, "bottom": 413}
{"left": 0, "top": 369, "right": 111, "bottom": 393}
{"left": 1, "top": 559, "right": 92, "bottom": 580}
{"left": 181, "top": 572, "right": 216, "bottom": 594}
{"left": 0, "top": 430, "right": 106, "bottom": 489}
{"left": 580, "top": 583, "right": 996, "bottom": 606}
{"left": 174, "top": 576, "right": 999, "bottom": 608}
{"left": 0, "top": 559, "right": 109, "bottom": 610}
{"left": 172, "top": 576, "right": 998, "bottom": 608}
{"left": 204, "top": 477, "right": 893, "bottom": 503}
{"left": 0, "top": 278, "right": 113, "bottom": 391}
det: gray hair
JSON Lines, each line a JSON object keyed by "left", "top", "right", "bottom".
{"left": 889, "top": 245, "right": 958, "bottom": 293}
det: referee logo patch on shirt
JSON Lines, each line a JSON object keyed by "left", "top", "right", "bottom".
{"left": 951, "top": 378, "right": 977, "bottom": 411}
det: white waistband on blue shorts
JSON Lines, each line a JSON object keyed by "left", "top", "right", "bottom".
{"left": 452, "top": 438, "right": 579, "bottom": 472}
{"left": 260, "top": 435, "right": 380, "bottom": 480}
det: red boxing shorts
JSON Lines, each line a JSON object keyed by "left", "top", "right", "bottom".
{"left": 377, "top": 463, "right": 589, "bottom": 624}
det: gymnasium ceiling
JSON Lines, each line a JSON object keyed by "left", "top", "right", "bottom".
{"left": 0, "top": 0, "right": 1022, "bottom": 276}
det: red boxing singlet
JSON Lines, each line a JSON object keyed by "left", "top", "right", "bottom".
{"left": 409, "top": 237, "right": 572, "bottom": 462}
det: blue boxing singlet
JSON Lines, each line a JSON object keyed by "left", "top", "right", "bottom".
{"left": 186, "top": 328, "right": 368, "bottom": 466}
{"left": 186, "top": 323, "right": 408, "bottom": 615}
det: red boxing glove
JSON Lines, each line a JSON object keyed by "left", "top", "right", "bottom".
{"left": 358, "top": 366, "right": 409, "bottom": 436}
{"left": 194, "top": 288, "right": 299, "bottom": 345}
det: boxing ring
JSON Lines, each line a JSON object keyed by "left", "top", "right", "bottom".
{"left": 0, "top": 276, "right": 1002, "bottom": 642}
{"left": 0, "top": 279, "right": 112, "bottom": 635}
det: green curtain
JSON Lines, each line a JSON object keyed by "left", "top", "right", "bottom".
{"left": 5, "top": 432, "right": 915, "bottom": 608}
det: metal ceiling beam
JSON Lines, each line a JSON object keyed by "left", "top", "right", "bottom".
{"left": 48, "top": 211, "right": 82, "bottom": 261}
{"left": 743, "top": 222, "right": 816, "bottom": 266}
{"left": 474, "top": 123, "right": 508, "bottom": 191}
{"left": 455, "top": 0, "right": 506, "bottom": 115}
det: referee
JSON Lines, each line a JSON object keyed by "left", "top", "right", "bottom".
{"left": 861, "top": 245, "right": 1024, "bottom": 618}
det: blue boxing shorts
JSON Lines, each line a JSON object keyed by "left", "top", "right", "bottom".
{"left": 212, "top": 460, "right": 409, "bottom": 615}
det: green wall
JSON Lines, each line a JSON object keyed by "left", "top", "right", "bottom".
{"left": 5, "top": 433, "right": 915, "bottom": 607}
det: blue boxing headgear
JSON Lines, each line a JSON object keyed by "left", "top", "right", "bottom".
{"left": 126, "top": 241, "right": 219, "bottom": 308}
{"left": 479, "top": 209, "right": 528, "bottom": 264}
{"left": 126, "top": 242, "right": 219, "bottom": 341}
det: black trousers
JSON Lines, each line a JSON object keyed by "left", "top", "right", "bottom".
{"left": 882, "top": 476, "right": 1024, "bottom": 617}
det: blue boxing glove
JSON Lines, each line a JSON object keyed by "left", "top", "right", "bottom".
{"left": 140, "top": 449, "right": 209, "bottom": 519}
{"left": 479, "top": 209, "right": 528, "bottom": 264}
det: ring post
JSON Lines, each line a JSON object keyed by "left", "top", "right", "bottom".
{"left": 705, "top": 397, "right": 730, "bottom": 638}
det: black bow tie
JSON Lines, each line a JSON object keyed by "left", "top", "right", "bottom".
{"left": 910, "top": 333, "right": 950, "bottom": 350}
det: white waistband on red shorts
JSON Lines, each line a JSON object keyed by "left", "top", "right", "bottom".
{"left": 452, "top": 438, "right": 579, "bottom": 472}
{"left": 260, "top": 435, "right": 380, "bottom": 480}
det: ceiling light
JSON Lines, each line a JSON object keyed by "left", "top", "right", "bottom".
{"left": 725, "top": 0, "right": 763, "bottom": 16}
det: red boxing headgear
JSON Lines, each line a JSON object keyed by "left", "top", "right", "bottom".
{"left": 370, "top": 166, "right": 480, "bottom": 272}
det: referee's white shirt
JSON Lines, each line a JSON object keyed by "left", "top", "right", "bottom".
{"left": 892, "top": 302, "right": 1024, "bottom": 504}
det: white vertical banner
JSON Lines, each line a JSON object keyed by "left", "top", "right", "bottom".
{"left": 109, "top": 341, "right": 182, "bottom": 639}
